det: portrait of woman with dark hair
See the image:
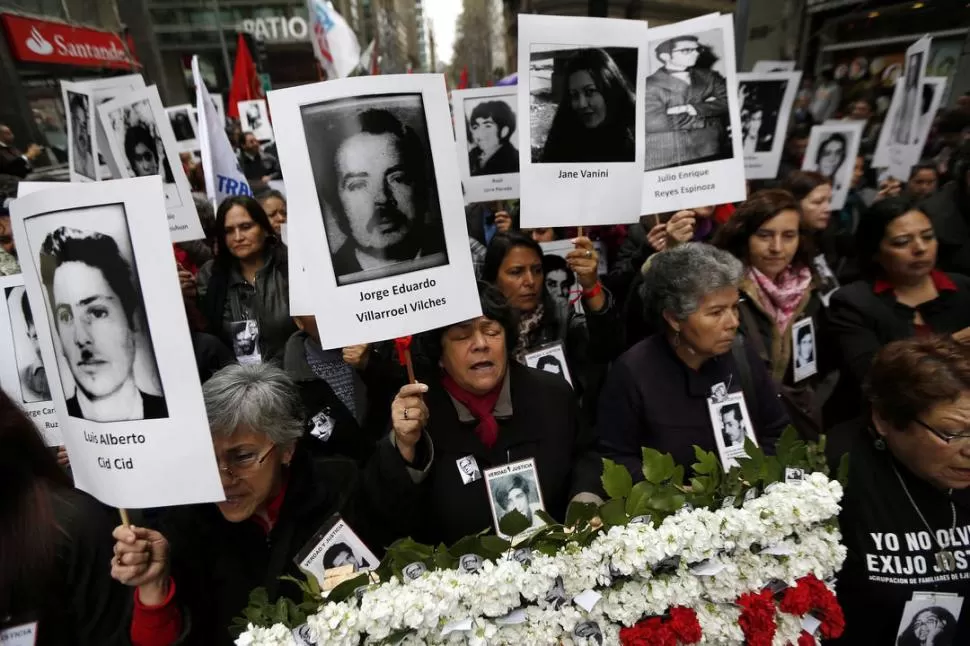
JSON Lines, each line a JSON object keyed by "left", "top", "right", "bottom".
{"left": 124, "top": 123, "right": 174, "bottom": 183}
{"left": 896, "top": 606, "right": 958, "bottom": 646}
{"left": 538, "top": 47, "right": 637, "bottom": 164}
{"left": 815, "top": 132, "right": 848, "bottom": 189}
{"left": 738, "top": 80, "right": 785, "bottom": 155}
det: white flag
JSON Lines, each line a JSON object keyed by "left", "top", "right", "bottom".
{"left": 308, "top": 0, "right": 361, "bottom": 79}
{"left": 191, "top": 55, "right": 252, "bottom": 205}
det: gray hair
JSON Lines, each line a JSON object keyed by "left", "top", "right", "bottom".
{"left": 203, "top": 363, "right": 304, "bottom": 445}
{"left": 641, "top": 242, "right": 743, "bottom": 328}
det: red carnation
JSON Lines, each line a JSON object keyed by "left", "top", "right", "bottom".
{"left": 619, "top": 617, "right": 676, "bottom": 646}
{"left": 738, "top": 589, "right": 778, "bottom": 646}
{"left": 780, "top": 582, "right": 813, "bottom": 615}
{"left": 668, "top": 606, "right": 702, "bottom": 644}
{"left": 797, "top": 630, "right": 816, "bottom": 646}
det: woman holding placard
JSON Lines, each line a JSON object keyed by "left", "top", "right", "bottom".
{"left": 372, "top": 283, "right": 601, "bottom": 545}
{"left": 714, "top": 189, "right": 834, "bottom": 438}
{"left": 540, "top": 48, "right": 637, "bottom": 164}
{"left": 598, "top": 243, "right": 789, "bottom": 474}
{"left": 197, "top": 196, "right": 296, "bottom": 364}
{"left": 481, "top": 231, "right": 622, "bottom": 408}
{"left": 0, "top": 390, "right": 132, "bottom": 645}
{"left": 110, "top": 364, "right": 387, "bottom": 645}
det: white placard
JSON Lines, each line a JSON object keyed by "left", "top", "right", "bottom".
{"left": 518, "top": 15, "right": 647, "bottom": 227}
{"left": 9, "top": 177, "right": 223, "bottom": 509}
{"left": 708, "top": 391, "right": 758, "bottom": 471}
{"left": 295, "top": 517, "right": 377, "bottom": 587}
{"left": 523, "top": 342, "right": 573, "bottom": 387}
{"left": 751, "top": 60, "right": 796, "bottom": 72}
{"left": 737, "top": 71, "right": 802, "bottom": 180}
{"left": 97, "top": 86, "right": 205, "bottom": 243}
{"left": 791, "top": 317, "right": 818, "bottom": 383}
{"left": 641, "top": 13, "right": 746, "bottom": 214}
{"left": 801, "top": 121, "right": 865, "bottom": 211}
{"left": 166, "top": 103, "right": 199, "bottom": 153}
{"left": 267, "top": 74, "right": 481, "bottom": 348}
{"left": 0, "top": 622, "right": 36, "bottom": 646}
{"left": 239, "top": 99, "right": 274, "bottom": 142}
{"left": 451, "top": 86, "right": 520, "bottom": 203}
{"left": 0, "top": 275, "right": 62, "bottom": 445}
{"left": 886, "top": 36, "right": 932, "bottom": 181}
{"left": 483, "top": 458, "right": 547, "bottom": 539}
{"left": 873, "top": 76, "right": 946, "bottom": 170}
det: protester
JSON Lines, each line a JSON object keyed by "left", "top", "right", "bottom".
{"left": 921, "top": 145, "right": 970, "bottom": 276}
{"left": 809, "top": 70, "right": 841, "bottom": 123}
{"left": 238, "top": 132, "right": 281, "bottom": 193}
{"left": 714, "top": 189, "right": 833, "bottom": 437}
{"left": 776, "top": 124, "right": 811, "bottom": 182}
{"left": 110, "top": 364, "right": 389, "bottom": 645}
{"left": 828, "top": 196, "right": 970, "bottom": 392}
{"left": 197, "top": 196, "right": 296, "bottom": 363}
{"left": 258, "top": 189, "right": 287, "bottom": 237}
{"left": 831, "top": 336, "right": 970, "bottom": 644}
{"left": 0, "top": 389, "right": 132, "bottom": 645}
{"left": 598, "top": 243, "right": 788, "bottom": 472}
{"left": 482, "top": 231, "right": 622, "bottom": 404}
{"left": 907, "top": 160, "right": 939, "bottom": 201}
{"left": 784, "top": 170, "right": 850, "bottom": 280}
{"left": 368, "top": 283, "right": 601, "bottom": 545}
{"left": 541, "top": 48, "right": 636, "bottom": 163}
{"left": 464, "top": 202, "right": 513, "bottom": 247}
{"left": 0, "top": 123, "right": 43, "bottom": 178}
{"left": 283, "top": 315, "right": 391, "bottom": 462}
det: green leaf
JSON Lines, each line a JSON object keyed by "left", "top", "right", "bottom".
{"left": 498, "top": 509, "right": 531, "bottom": 537}
{"left": 837, "top": 452, "right": 850, "bottom": 486}
{"left": 327, "top": 573, "right": 369, "bottom": 604}
{"left": 535, "top": 510, "right": 558, "bottom": 526}
{"left": 625, "top": 480, "right": 654, "bottom": 517}
{"left": 565, "top": 501, "right": 599, "bottom": 527}
{"left": 599, "top": 498, "right": 629, "bottom": 527}
{"left": 670, "top": 464, "right": 685, "bottom": 487}
{"left": 249, "top": 587, "right": 269, "bottom": 606}
{"left": 480, "top": 535, "right": 512, "bottom": 554}
{"left": 601, "top": 458, "right": 634, "bottom": 499}
{"left": 641, "top": 447, "right": 671, "bottom": 484}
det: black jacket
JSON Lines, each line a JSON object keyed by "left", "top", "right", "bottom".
{"left": 65, "top": 390, "right": 168, "bottom": 420}
{"left": 826, "top": 273, "right": 970, "bottom": 387}
{"left": 367, "top": 362, "right": 602, "bottom": 546}
{"left": 0, "top": 144, "right": 30, "bottom": 178}
{"left": 237, "top": 151, "right": 281, "bottom": 182}
{"left": 1, "top": 488, "right": 133, "bottom": 646}
{"left": 831, "top": 422, "right": 970, "bottom": 645}
{"left": 282, "top": 331, "right": 389, "bottom": 463}
{"left": 158, "top": 450, "right": 389, "bottom": 645}
{"left": 331, "top": 221, "right": 447, "bottom": 281}
{"left": 598, "top": 333, "right": 789, "bottom": 475}
{"left": 922, "top": 182, "right": 970, "bottom": 277}
{"left": 469, "top": 141, "right": 519, "bottom": 176}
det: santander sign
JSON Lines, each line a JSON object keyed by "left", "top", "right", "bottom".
{"left": 2, "top": 13, "right": 138, "bottom": 70}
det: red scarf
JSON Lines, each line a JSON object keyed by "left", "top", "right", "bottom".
{"left": 441, "top": 373, "right": 503, "bottom": 448}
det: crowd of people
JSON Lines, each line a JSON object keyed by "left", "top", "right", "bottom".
{"left": 2, "top": 75, "right": 970, "bottom": 646}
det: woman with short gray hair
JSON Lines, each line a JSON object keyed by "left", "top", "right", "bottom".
{"left": 109, "top": 363, "right": 386, "bottom": 645}
{"left": 598, "top": 243, "right": 788, "bottom": 475}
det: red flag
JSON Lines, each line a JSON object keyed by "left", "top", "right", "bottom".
{"left": 227, "top": 34, "right": 263, "bottom": 119}
{"left": 457, "top": 66, "right": 469, "bottom": 90}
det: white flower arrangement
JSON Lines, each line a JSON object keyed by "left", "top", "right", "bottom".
{"left": 237, "top": 472, "right": 845, "bottom": 646}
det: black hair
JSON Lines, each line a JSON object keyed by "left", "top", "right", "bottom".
{"left": 259, "top": 189, "right": 286, "bottom": 204}
{"left": 784, "top": 170, "right": 832, "bottom": 202}
{"left": 541, "top": 254, "right": 575, "bottom": 288}
{"left": 20, "top": 290, "right": 32, "bottom": 329}
{"left": 908, "top": 161, "right": 938, "bottom": 181}
{"left": 796, "top": 325, "right": 812, "bottom": 343}
{"left": 854, "top": 195, "right": 930, "bottom": 279}
{"left": 713, "top": 188, "right": 817, "bottom": 271}
{"left": 323, "top": 542, "right": 354, "bottom": 569}
{"left": 317, "top": 109, "right": 428, "bottom": 232}
{"left": 654, "top": 35, "right": 699, "bottom": 62}
{"left": 420, "top": 281, "right": 519, "bottom": 367}
{"left": 482, "top": 231, "right": 544, "bottom": 284}
{"left": 123, "top": 124, "right": 158, "bottom": 169}
{"left": 495, "top": 475, "right": 531, "bottom": 509}
{"left": 896, "top": 606, "right": 957, "bottom": 646}
{"left": 38, "top": 227, "right": 140, "bottom": 330}
{"left": 535, "top": 354, "right": 563, "bottom": 372}
{"left": 468, "top": 100, "right": 516, "bottom": 142}
{"left": 68, "top": 93, "right": 87, "bottom": 118}
{"left": 920, "top": 83, "right": 935, "bottom": 115}
{"left": 213, "top": 195, "right": 277, "bottom": 267}
{"left": 720, "top": 402, "right": 742, "bottom": 423}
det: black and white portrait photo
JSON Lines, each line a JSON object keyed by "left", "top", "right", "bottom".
{"left": 736, "top": 72, "right": 801, "bottom": 180}
{"left": 524, "top": 342, "right": 573, "bottom": 386}
{"left": 68, "top": 91, "right": 96, "bottom": 180}
{"left": 104, "top": 101, "right": 175, "bottom": 183}
{"left": 301, "top": 94, "right": 449, "bottom": 286}
{"left": 801, "top": 122, "right": 864, "bottom": 211}
{"left": 644, "top": 26, "right": 730, "bottom": 170}
{"left": 168, "top": 107, "right": 195, "bottom": 143}
{"left": 529, "top": 45, "right": 637, "bottom": 164}
{"left": 792, "top": 317, "right": 817, "bottom": 383}
{"left": 574, "top": 621, "right": 604, "bottom": 646}
{"left": 296, "top": 517, "right": 378, "bottom": 584}
{"left": 542, "top": 253, "right": 577, "bottom": 312}
{"left": 322, "top": 541, "right": 371, "bottom": 572}
{"left": 25, "top": 208, "right": 167, "bottom": 422}
{"left": 895, "top": 595, "right": 963, "bottom": 646}
{"left": 484, "top": 458, "right": 547, "bottom": 538}
{"left": 310, "top": 409, "right": 335, "bottom": 442}
{"left": 718, "top": 402, "right": 747, "bottom": 448}
{"left": 240, "top": 99, "right": 274, "bottom": 142}
{"left": 894, "top": 52, "right": 923, "bottom": 146}
{"left": 456, "top": 455, "right": 481, "bottom": 484}
{"left": 4, "top": 285, "right": 51, "bottom": 403}
{"left": 230, "top": 319, "right": 261, "bottom": 364}
{"left": 465, "top": 96, "right": 519, "bottom": 176}
{"left": 708, "top": 393, "right": 756, "bottom": 469}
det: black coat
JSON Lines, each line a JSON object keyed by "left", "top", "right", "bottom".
{"left": 0, "top": 144, "right": 30, "bottom": 178}
{"left": 831, "top": 422, "right": 970, "bottom": 645}
{"left": 367, "top": 362, "right": 602, "bottom": 546}
{"left": 597, "top": 334, "right": 789, "bottom": 476}
{"left": 1, "top": 488, "right": 133, "bottom": 646}
{"left": 157, "top": 450, "right": 389, "bottom": 645}
{"left": 469, "top": 141, "right": 519, "bottom": 176}
{"left": 922, "top": 182, "right": 970, "bottom": 277}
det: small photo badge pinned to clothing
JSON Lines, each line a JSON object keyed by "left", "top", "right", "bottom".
{"left": 791, "top": 317, "right": 818, "bottom": 383}
{"left": 483, "top": 458, "right": 548, "bottom": 539}
{"left": 573, "top": 620, "right": 604, "bottom": 645}
{"left": 456, "top": 455, "right": 482, "bottom": 484}
{"left": 523, "top": 342, "right": 573, "bottom": 387}
{"left": 784, "top": 467, "right": 805, "bottom": 484}
{"left": 710, "top": 381, "right": 729, "bottom": 403}
{"left": 230, "top": 319, "right": 261, "bottom": 365}
{"left": 707, "top": 391, "right": 758, "bottom": 471}
{"left": 293, "top": 515, "right": 378, "bottom": 588}
{"left": 0, "top": 622, "right": 37, "bottom": 646}
{"left": 812, "top": 254, "right": 840, "bottom": 306}
{"left": 309, "top": 408, "right": 335, "bottom": 442}
{"left": 895, "top": 592, "right": 964, "bottom": 646}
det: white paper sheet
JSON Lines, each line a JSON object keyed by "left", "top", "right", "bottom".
{"left": 801, "top": 121, "right": 865, "bottom": 211}
{"left": 737, "top": 71, "right": 802, "bottom": 180}
{"left": 451, "top": 86, "right": 521, "bottom": 203}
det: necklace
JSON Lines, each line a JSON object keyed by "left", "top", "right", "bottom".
{"left": 891, "top": 460, "right": 957, "bottom": 572}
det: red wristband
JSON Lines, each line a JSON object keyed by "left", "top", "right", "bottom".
{"left": 582, "top": 282, "right": 603, "bottom": 299}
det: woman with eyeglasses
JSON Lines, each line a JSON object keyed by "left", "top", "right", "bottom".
{"left": 830, "top": 336, "right": 970, "bottom": 644}
{"left": 109, "top": 363, "right": 387, "bottom": 645}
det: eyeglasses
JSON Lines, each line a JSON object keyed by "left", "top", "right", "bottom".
{"left": 915, "top": 419, "right": 970, "bottom": 444}
{"left": 217, "top": 445, "right": 276, "bottom": 479}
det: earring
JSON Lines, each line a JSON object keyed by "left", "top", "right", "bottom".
{"left": 874, "top": 436, "right": 886, "bottom": 451}
{"left": 672, "top": 331, "right": 681, "bottom": 347}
